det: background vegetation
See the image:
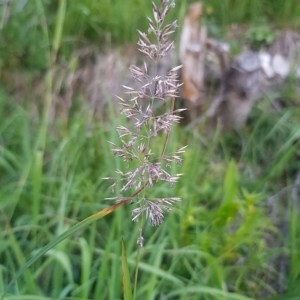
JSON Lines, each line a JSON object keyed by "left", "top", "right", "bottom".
{"left": 1, "top": 0, "right": 300, "bottom": 299}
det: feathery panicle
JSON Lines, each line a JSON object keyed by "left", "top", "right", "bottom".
{"left": 109, "top": 0, "right": 185, "bottom": 245}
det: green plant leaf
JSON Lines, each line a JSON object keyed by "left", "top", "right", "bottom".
{"left": 121, "top": 239, "right": 133, "bottom": 300}
{"left": 223, "top": 160, "right": 238, "bottom": 204}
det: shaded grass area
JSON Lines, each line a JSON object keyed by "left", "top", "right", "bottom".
{"left": 1, "top": 0, "right": 300, "bottom": 299}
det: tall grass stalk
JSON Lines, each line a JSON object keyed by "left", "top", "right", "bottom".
{"left": 30, "top": 0, "right": 66, "bottom": 227}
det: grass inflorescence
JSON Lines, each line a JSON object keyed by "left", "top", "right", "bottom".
{"left": 108, "top": 0, "right": 184, "bottom": 237}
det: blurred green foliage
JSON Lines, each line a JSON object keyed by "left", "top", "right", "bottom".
{"left": 246, "top": 23, "right": 275, "bottom": 50}
{"left": 1, "top": 0, "right": 300, "bottom": 70}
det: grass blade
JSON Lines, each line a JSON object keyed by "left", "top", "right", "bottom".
{"left": 121, "top": 239, "right": 133, "bottom": 300}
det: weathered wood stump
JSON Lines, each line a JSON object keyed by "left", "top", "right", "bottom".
{"left": 179, "top": 2, "right": 300, "bottom": 130}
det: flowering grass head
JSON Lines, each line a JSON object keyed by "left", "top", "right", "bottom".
{"left": 109, "top": 0, "right": 185, "bottom": 242}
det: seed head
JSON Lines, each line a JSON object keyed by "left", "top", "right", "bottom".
{"left": 109, "top": 0, "right": 185, "bottom": 242}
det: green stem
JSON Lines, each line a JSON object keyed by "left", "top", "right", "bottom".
{"left": 133, "top": 223, "right": 144, "bottom": 299}
{"left": 31, "top": 0, "right": 66, "bottom": 227}
{"left": 38, "top": 0, "right": 66, "bottom": 152}
{"left": 133, "top": 246, "right": 141, "bottom": 300}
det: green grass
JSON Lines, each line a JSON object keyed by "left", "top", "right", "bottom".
{"left": 1, "top": 93, "right": 299, "bottom": 299}
{"left": 1, "top": 0, "right": 300, "bottom": 299}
